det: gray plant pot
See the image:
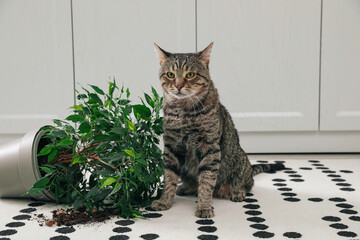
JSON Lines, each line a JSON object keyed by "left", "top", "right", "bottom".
{"left": 0, "top": 128, "right": 55, "bottom": 201}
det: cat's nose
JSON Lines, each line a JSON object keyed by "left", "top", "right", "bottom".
{"left": 176, "top": 85, "right": 184, "bottom": 91}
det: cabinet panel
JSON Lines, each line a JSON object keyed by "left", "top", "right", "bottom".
{"left": 73, "top": 0, "right": 195, "bottom": 101}
{"left": 320, "top": 0, "right": 360, "bottom": 131}
{"left": 198, "top": 0, "right": 321, "bottom": 132}
{"left": 0, "top": 1, "right": 74, "bottom": 134}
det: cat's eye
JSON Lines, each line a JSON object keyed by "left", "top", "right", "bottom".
{"left": 185, "top": 72, "right": 196, "bottom": 79}
{"left": 166, "top": 72, "right": 175, "bottom": 79}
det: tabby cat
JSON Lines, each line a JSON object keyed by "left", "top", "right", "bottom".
{"left": 151, "top": 42, "right": 285, "bottom": 218}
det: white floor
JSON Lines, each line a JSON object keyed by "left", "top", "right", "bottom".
{"left": 0, "top": 155, "right": 359, "bottom": 240}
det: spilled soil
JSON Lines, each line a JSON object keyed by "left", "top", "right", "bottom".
{"left": 34, "top": 208, "right": 112, "bottom": 227}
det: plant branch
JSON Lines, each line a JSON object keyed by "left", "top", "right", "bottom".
{"left": 87, "top": 154, "right": 118, "bottom": 171}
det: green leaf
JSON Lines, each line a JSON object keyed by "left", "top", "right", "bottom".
{"left": 74, "top": 198, "right": 84, "bottom": 210}
{"left": 110, "top": 126, "right": 126, "bottom": 135}
{"left": 86, "top": 201, "right": 93, "bottom": 212}
{"left": 50, "top": 129, "right": 67, "bottom": 138}
{"left": 132, "top": 105, "right": 151, "bottom": 120}
{"left": 89, "top": 93, "right": 103, "bottom": 105}
{"left": 109, "top": 79, "right": 116, "bottom": 97}
{"left": 109, "top": 182, "right": 121, "bottom": 196}
{"left": 90, "top": 85, "right": 105, "bottom": 95}
{"left": 66, "top": 114, "right": 84, "bottom": 122}
{"left": 144, "top": 93, "right": 155, "bottom": 108}
{"left": 71, "top": 105, "right": 83, "bottom": 111}
{"left": 152, "top": 87, "right": 159, "bottom": 98}
{"left": 47, "top": 149, "right": 59, "bottom": 163}
{"left": 134, "top": 165, "right": 142, "bottom": 177}
{"left": 53, "top": 119, "right": 63, "bottom": 126}
{"left": 78, "top": 122, "right": 91, "bottom": 133}
{"left": 135, "top": 153, "right": 143, "bottom": 159}
{"left": 118, "top": 99, "right": 131, "bottom": 105}
{"left": 87, "top": 186, "right": 99, "bottom": 198}
{"left": 39, "top": 166, "right": 52, "bottom": 174}
{"left": 56, "top": 139, "right": 73, "bottom": 147}
{"left": 126, "top": 88, "right": 130, "bottom": 98}
{"left": 71, "top": 155, "right": 80, "bottom": 165}
{"left": 33, "top": 177, "right": 50, "bottom": 188}
{"left": 77, "top": 94, "right": 87, "bottom": 100}
{"left": 38, "top": 145, "right": 52, "bottom": 156}
{"left": 125, "top": 119, "right": 135, "bottom": 130}
{"left": 28, "top": 187, "right": 44, "bottom": 195}
{"left": 101, "top": 177, "right": 117, "bottom": 188}
{"left": 124, "top": 149, "right": 135, "bottom": 158}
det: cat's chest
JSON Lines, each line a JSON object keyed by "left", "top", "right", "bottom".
{"left": 164, "top": 108, "right": 209, "bottom": 130}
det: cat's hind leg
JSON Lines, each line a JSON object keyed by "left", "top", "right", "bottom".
{"left": 229, "top": 177, "right": 254, "bottom": 202}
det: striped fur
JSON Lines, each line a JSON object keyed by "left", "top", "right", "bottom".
{"left": 151, "top": 43, "right": 285, "bottom": 218}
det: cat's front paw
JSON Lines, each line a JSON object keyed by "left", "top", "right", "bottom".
{"left": 151, "top": 200, "right": 171, "bottom": 211}
{"left": 195, "top": 207, "right": 214, "bottom": 218}
{"left": 230, "top": 191, "right": 246, "bottom": 202}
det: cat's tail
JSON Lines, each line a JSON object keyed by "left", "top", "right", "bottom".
{"left": 251, "top": 163, "right": 285, "bottom": 176}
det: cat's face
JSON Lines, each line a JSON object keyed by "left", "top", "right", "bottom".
{"left": 155, "top": 43, "right": 213, "bottom": 100}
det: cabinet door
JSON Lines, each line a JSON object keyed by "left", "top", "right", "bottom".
{"left": 320, "top": 0, "right": 360, "bottom": 131}
{"left": 72, "top": 0, "right": 195, "bottom": 101}
{"left": 0, "top": 1, "right": 74, "bottom": 138}
{"left": 197, "top": 0, "right": 321, "bottom": 132}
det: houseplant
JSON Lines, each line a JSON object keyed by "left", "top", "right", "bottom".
{"left": 0, "top": 80, "right": 164, "bottom": 219}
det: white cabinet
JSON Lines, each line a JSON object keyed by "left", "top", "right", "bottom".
{"left": 0, "top": 1, "right": 359, "bottom": 152}
{"left": 197, "top": 0, "right": 322, "bottom": 132}
{"left": 0, "top": 1, "right": 74, "bottom": 143}
{"left": 72, "top": 0, "right": 195, "bottom": 102}
{"left": 320, "top": 0, "right": 360, "bottom": 131}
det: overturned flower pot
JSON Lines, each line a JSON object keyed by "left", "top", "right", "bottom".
{"left": 0, "top": 127, "right": 55, "bottom": 201}
{"left": 1, "top": 81, "right": 164, "bottom": 221}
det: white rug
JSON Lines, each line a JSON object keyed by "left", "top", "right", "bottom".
{"left": 0, "top": 156, "right": 359, "bottom": 240}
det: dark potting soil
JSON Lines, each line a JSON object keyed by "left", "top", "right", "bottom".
{"left": 34, "top": 208, "right": 112, "bottom": 227}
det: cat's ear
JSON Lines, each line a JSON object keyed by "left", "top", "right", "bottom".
{"left": 197, "top": 42, "right": 214, "bottom": 68}
{"left": 154, "top": 43, "right": 171, "bottom": 65}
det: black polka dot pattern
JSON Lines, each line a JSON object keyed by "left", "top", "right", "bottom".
{"left": 0, "top": 230, "right": 17, "bottom": 236}
{"left": 243, "top": 204, "right": 260, "bottom": 209}
{"left": 12, "top": 215, "right": 31, "bottom": 220}
{"left": 308, "top": 198, "right": 323, "bottom": 202}
{"left": 19, "top": 208, "right": 37, "bottom": 213}
{"left": 329, "top": 197, "right": 346, "bottom": 202}
{"left": 110, "top": 219, "right": 134, "bottom": 240}
{"left": 49, "top": 236, "right": 70, "bottom": 240}
{"left": 56, "top": 227, "right": 76, "bottom": 234}
{"left": 198, "top": 226, "right": 217, "bottom": 233}
{"left": 113, "top": 227, "right": 132, "bottom": 233}
{"left": 323, "top": 197, "right": 360, "bottom": 237}
{"left": 5, "top": 222, "right": 25, "bottom": 228}
{"left": 329, "top": 223, "right": 348, "bottom": 230}
{"left": 109, "top": 235, "right": 129, "bottom": 240}
{"left": 115, "top": 220, "right": 135, "bottom": 226}
{"left": 197, "top": 235, "right": 218, "bottom": 240}
{"left": 140, "top": 233, "right": 159, "bottom": 240}
{"left": 196, "top": 215, "right": 218, "bottom": 240}
{"left": 244, "top": 193, "right": 275, "bottom": 238}
{"left": 311, "top": 160, "right": 355, "bottom": 193}
{"left": 196, "top": 220, "right": 214, "bottom": 225}
{"left": 349, "top": 216, "right": 360, "bottom": 222}
{"left": 250, "top": 224, "right": 268, "bottom": 230}
{"left": 337, "top": 231, "right": 357, "bottom": 238}
{"left": 28, "top": 202, "right": 46, "bottom": 207}
{"left": 283, "top": 232, "right": 302, "bottom": 238}
{"left": 143, "top": 213, "right": 162, "bottom": 218}
{"left": 322, "top": 216, "right": 341, "bottom": 222}
{"left": 253, "top": 231, "right": 275, "bottom": 238}
{"left": 340, "top": 209, "right": 358, "bottom": 215}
